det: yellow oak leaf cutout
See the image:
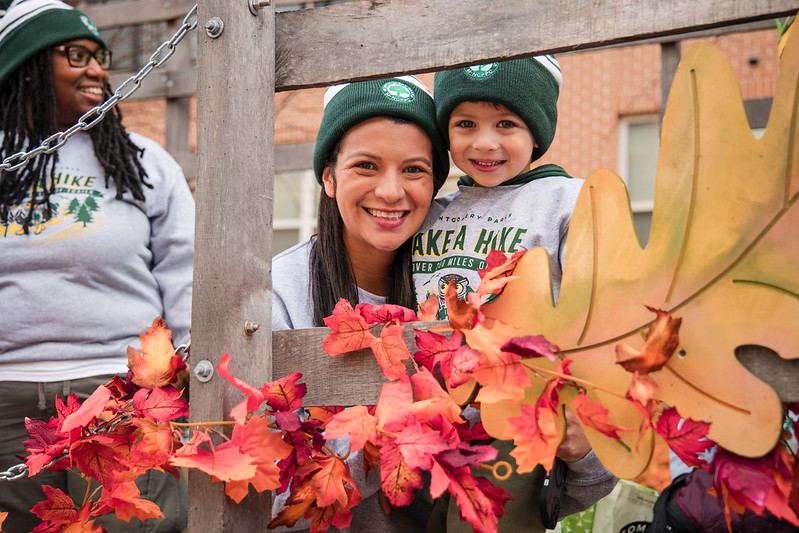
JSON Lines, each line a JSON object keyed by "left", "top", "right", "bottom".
{"left": 477, "top": 24, "right": 799, "bottom": 479}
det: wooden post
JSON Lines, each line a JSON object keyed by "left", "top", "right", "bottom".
{"left": 190, "top": 0, "right": 275, "bottom": 530}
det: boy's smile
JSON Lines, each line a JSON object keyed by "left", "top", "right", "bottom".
{"left": 448, "top": 101, "right": 537, "bottom": 187}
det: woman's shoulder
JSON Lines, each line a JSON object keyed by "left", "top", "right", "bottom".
{"left": 273, "top": 239, "right": 314, "bottom": 267}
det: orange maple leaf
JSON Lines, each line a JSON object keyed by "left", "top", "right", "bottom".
{"left": 374, "top": 377, "right": 414, "bottom": 429}
{"left": 127, "top": 418, "right": 175, "bottom": 468}
{"left": 297, "top": 455, "right": 357, "bottom": 508}
{"left": 472, "top": 347, "right": 532, "bottom": 405}
{"left": 417, "top": 294, "right": 439, "bottom": 321}
{"left": 380, "top": 440, "right": 424, "bottom": 507}
{"left": 475, "top": 249, "right": 525, "bottom": 296}
{"left": 170, "top": 439, "right": 257, "bottom": 482}
{"left": 615, "top": 306, "right": 682, "bottom": 374}
{"left": 223, "top": 416, "right": 293, "bottom": 502}
{"left": 573, "top": 392, "right": 631, "bottom": 440}
{"left": 98, "top": 480, "right": 165, "bottom": 523}
{"left": 127, "top": 317, "right": 185, "bottom": 389}
{"left": 324, "top": 405, "right": 378, "bottom": 452}
{"left": 370, "top": 324, "right": 410, "bottom": 381}
{"left": 0, "top": 511, "right": 7, "bottom": 530}
{"left": 409, "top": 369, "right": 464, "bottom": 425}
{"left": 323, "top": 306, "right": 376, "bottom": 355}
{"left": 444, "top": 278, "right": 479, "bottom": 330}
{"left": 507, "top": 403, "right": 560, "bottom": 472}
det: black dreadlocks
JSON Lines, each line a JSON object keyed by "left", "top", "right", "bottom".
{"left": 0, "top": 49, "right": 151, "bottom": 232}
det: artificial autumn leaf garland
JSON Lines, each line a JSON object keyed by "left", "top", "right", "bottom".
{"left": 6, "top": 247, "right": 798, "bottom": 532}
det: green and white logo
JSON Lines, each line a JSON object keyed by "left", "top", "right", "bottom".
{"left": 464, "top": 63, "right": 498, "bottom": 78}
{"left": 382, "top": 81, "right": 415, "bottom": 102}
{"left": 80, "top": 15, "right": 101, "bottom": 37}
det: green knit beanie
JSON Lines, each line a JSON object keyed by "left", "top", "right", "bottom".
{"left": 434, "top": 56, "right": 562, "bottom": 163}
{"left": 0, "top": 0, "right": 106, "bottom": 89}
{"left": 313, "top": 75, "right": 450, "bottom": 194}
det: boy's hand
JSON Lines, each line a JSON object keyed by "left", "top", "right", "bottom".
{"left": 556, "top": 407, "right": 591, "bottom": 462}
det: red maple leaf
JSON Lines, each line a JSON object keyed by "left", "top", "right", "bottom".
{"left": 573, "top": 392, "right": 631, "bottom": 440}
{"left": 507, "top": 403, "right": 560, "bottom": 472}
{"left": 31, "top": 485, "right": 77, "bottom": 524}
{"left": 267, "top": 478, "right": 317, "bottom": 530}
{"left": 24, "top": 417, "right": 68, "bottom": 476}
{"left": 98, "top": 480, "right": 164, "bottom": 523}
{"left": 616, "top": 306, "right": 681, "bottom": 374}
{"left": 131, "top": 386, "right": 188, "bottom": 423}
{"left": 370, "top": 324, "right": 411, "bottom": 381}
{"left": 70, "top": 434, "right": 131, "bottom": 486}
{"left": 356, "top": 302, "right": 417, "bottom": 324}
{"left": 501, "top": 334, "right": 560, "bottom": 362}
{"left": 127, "top": 317, "right": 186, "bottom": 389}
{"left": 380, "top": 440, "right": 424, "bottom": 507}
{"left": 61, "top": 385, "right": 112, "bottom": 434}
{"left": 261, "top": 371, "right": 306, "bottom": 412}
{"left": 324, "top": 405, "right": 378, "bottom": 452}
{"left": 654, "top": 408, "right": 714, "bottom": 467}
{"left": 449, "top": 345, "right": 481, "bottom": 388}
{"left": 374, "top": 377, "right": 414, "bottom": 429}
{"left": 413, "top": 330, "right": 463, "bottom": 380}
{"left": 409, "top": 369, "right": 464, "bottom": 425}
{"left": 476, "top": 249, "right": 526, "bottom": 296}
{"left": 395, "top": 423, "right": 450, "bottom": 471}
{"left": 428, "top": 459, "right": 509, "bottom": 533}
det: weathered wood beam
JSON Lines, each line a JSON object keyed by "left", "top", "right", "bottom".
{"left": 274, "top": 328, "right": 799, "bottom": 405}
{"left": 190, "top": 0, "right": 275, "bottom": 530}
{"left": 275, "top": 0, "right": 799, "bottom": 90}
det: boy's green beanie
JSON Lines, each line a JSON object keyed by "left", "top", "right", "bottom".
{"left": 0, "top": 0, "right": 106, "bottom": 89}
{"left": 313, "top": 75, "right": 450, "bottom": 194}
{"left": 434, "top": 56, "right": 562, "bottom": 163}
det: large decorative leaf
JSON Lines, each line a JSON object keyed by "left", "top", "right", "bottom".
{"left": 479, "top": 29, "right": 799, "bottom": 478}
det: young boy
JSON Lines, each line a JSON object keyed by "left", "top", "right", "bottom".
{"left": 412, "top": 56, "right": 584, "bottom": 318}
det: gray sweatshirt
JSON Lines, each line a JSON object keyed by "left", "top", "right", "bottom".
{"left": 0, "top": 131, "right": 194, "bottom": 381}
{"left": 412, "top": 176, "right": 585, "bottom": 317}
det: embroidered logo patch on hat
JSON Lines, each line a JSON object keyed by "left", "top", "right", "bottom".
{"left": 464, "top": 63, "right": 498, "bottom": 78}
{"left": 381, "top": 80, "right": 415, "bottom": 102}
{"left": 80, "top": 14, "right": 101, "bottom": 37}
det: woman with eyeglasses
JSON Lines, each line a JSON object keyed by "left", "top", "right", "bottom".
{"left": 0, "top": 1, "right": 193, "bottom": 531}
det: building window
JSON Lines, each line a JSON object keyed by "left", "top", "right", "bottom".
{"left": 617, "top": 115, "right": 659, "bottom": 246}
{"left": 273, "top": 169, "right": 320, "bottom": 255}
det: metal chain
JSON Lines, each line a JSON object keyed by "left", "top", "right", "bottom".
{"left": 0, "top": 4, "right": 198, "bottom": 173}
{"left": 0, "top": 4, "right": 198, "bottom": 482}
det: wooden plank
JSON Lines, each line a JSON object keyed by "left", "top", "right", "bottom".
{"left": 76, "top": 0, "right": 197, "bottom": 29}
{"left": 190, "top": 0, "right": 275, "bottom": 530}
{"left": 273, "top": 328, "right": 799, "bottom": 406}
{"left": 272, "top": 323, "right": 437, "bottom": 406}
{"left": 274, "top": 0, "right": 799, "bottom": 90}
{"left": 109, "top": 67, "right": 196, "bottom": 101}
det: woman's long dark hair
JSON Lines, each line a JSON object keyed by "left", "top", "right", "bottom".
{"left": 309, "top": 116, "right": 419, "bottom": 326}
{"left": 0, "top": 49, "right": 150, "bottom": 231}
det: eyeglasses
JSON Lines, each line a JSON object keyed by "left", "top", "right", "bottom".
{"left": 52, "top": 44, "right": 112, "bottom": 70}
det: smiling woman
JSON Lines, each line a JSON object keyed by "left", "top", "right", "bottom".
{"left": 0, "top": 0, "right": 193, "bottom": 531}
{"left": 272, "top": 75, "right": 449, "bottom": 331}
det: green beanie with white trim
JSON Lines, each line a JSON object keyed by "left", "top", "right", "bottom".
{"left": 313, "top": 75, "right": 450, "bottom": 194}
{"left": 434, "top": 56, "right": 562, "bottom": 163}
{"left": 0, "top": 0, "right": 106, "bottom": 89}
